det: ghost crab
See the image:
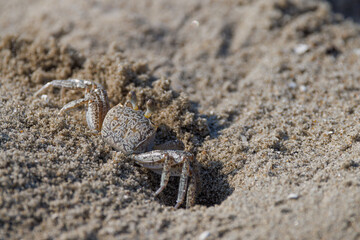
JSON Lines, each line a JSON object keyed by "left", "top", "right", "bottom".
{"left": 35, "top": 79, "right": 197, "bottom": 208}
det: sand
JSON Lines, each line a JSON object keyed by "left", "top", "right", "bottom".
{"left": 1, "top": 0, "right": 360, "bottom": 239}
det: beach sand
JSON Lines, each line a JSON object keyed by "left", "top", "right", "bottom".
{"left": 1, "top": 0, "right": 360, "bottom": 239}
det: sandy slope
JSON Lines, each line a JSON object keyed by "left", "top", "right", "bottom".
{"left": 1, "top": 0, "right": 360, "bottom": 239}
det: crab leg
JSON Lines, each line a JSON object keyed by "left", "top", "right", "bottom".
{"left": 130, "top": 150, "right": 165, "bottom": 169}
{"left": 186, "top": 169, "right": 197, "bottom": 208}
{"left": 34, "top": 79, "right": 109, "bottom": 132}
{"left": 175, "top": 156, "right": 190, "bottom": 209}
{"left": 58, "top": 97, "right": 90, "bottom": 115}
{"left": 130, "top": 151, "right": 174, "bottom": 199}
{"left": 34, "top": 79, "right": 98, "bottom": 97}
{"left": 154, "top": 154, "right": 171, "bottom": 196}
{"left": 130, "top": 150, "right": 195, "bottom": 208}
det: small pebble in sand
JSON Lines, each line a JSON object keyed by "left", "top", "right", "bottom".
{"left": 40, "top": 94, "right": 49, "bottom": 103}
{"left": 353, "top": 48, "right": 360, "bottom": 56}
{"left": 240, "top": 135, "right": 248, "bottom": 144}
{"left": 294, "top": 44, "right": 309, "bottom": 55}
{"left": 287, "top": 193, "right": 300, "bottom": 200}
{"left": 198, "top": 231, "right": 211, "bottom": 240}
{"left": 191, "top": 20, "right": 200, "bottom": 28}
{"left": 288, "top": 82, "right": 297, "bottom": 89}
{"left": 299, "top": 85, "right": 307, "bottom": 92}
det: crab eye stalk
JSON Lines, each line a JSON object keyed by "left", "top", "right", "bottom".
{"left": 144, "top": 99, "right": 155, "bottom": 118}
{"left": 125, "top": 91, "right": 139, "bottom": 110}
{"left": 128, "top": 91, "right": 139, "bottom": 110}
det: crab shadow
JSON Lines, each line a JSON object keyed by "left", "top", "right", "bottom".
{"left": 147, "top": 160, "right": 234, "bottom": 208}
{"left": 146, "top": 101, "right": 237, "bottom": 208}
{"left": 326, "top": 0, "right": 360, "bottom": 22}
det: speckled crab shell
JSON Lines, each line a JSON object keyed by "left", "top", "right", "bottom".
{"left": 101, "top": 104, "right": 157, "bottom": 155}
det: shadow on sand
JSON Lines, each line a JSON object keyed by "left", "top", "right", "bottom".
{"left": 147, "top": 99, "right": 238, "bottom": 209}
{"left": 326, "top": 0, "right": 360, "bottom": 22}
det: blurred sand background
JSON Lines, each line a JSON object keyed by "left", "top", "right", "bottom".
{"left": 1, "top": 0, "right": 360, "bottom": 239}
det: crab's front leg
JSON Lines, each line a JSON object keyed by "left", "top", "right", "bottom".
{"left": 34, "top": 79, "right": 110, "bottom": 132}
{"left": 34, "top": 79, "right": 98, "bottom": 97}
{"left": 130, "top": 150, "right": 197, "bottom": 209}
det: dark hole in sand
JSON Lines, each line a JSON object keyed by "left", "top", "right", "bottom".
{"left": 148, "top": 111, "right": 235, "bottom": 208}
{"left": 148, "top": 162, "right": 234, "bottom": 208}
{"left": 326, "top": 0, "right": 360, "bottom": 22}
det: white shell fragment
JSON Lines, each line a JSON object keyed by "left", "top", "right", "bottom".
{"left": 353, "top": 48, "right": 360, "bottom": 56}
{"left": 299, "top": 85, "right": 307, "bottom": 92}
{"left": 191, "top": 20, "right": 200, "bottom": 28}
{"left": 287, "top": 193, "right": 300, "bottom": 200}
{"left": 198, "top": 231, "right": 211, "bottom": 240}
{"left": 40, "top": 94, "right": 49, "bottom": 103}
{"left": 294, "top": 44, "right": 309, "bottom": 55}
